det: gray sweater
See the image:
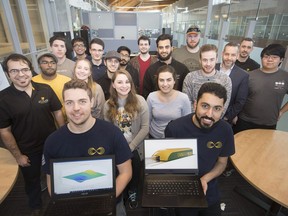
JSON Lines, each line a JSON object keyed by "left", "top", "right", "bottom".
{"left": 147, "top": 91, "right": 191, "bottom": 138}
{"left": 183, "top": 69, "right": 232, "bottom": 116}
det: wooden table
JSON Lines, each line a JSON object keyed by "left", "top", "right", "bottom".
{"left": 231, "top": 129, "right": 288, "bottom": 216}
{"left": 0, "top": 147, "right": 19, "bottom": 204}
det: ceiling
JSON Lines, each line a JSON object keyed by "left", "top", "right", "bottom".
{"left": 106, "top": 0, "right": 179, "bottom": 11}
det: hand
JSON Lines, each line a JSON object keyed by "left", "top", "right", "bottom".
{"left": 16, "top": 154, "right": 31, "bottom": 167}
{"left": 278, "top": 111, "right": 283, "bottom": 121}
{"left": 200, "top": 177, "right": 208, "bottom": 195}
{"left": 232, "top": 116, "right": 238, "bottom": 125}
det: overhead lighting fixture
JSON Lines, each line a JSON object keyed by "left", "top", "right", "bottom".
{"left": 116, "top": 4, "right": 169, "bottom": 9}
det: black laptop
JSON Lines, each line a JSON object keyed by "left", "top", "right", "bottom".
{"left": 142, "top": 139, "right": 207, "bottom": 208}
{"left": 44, "top": 155, "right": 116, "bottom": 216}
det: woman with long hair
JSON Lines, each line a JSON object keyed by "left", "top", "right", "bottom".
{"left": 73, "top": 59, "right": 105, "bottom": 119}
{"left": 147, "top": 65, "right": 191, "bottom": 138}
{"left": 104, "top": 69, "right": 149, "bottom": 209}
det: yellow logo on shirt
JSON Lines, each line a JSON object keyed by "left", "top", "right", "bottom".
{"left": 207, "top": 141, "right": 222, "bottom": 149}
{"left": 38, "top": 97, "right": 48, "bottom": 104}
{"left": 88, "top": 147, "right": 105, "bottom": 155}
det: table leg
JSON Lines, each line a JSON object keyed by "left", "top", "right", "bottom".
{"left": 234, "top": 186, "right": 285, "bottom": 216}
{"left": 265, "top": 202, "right": 282, "bottom": 216}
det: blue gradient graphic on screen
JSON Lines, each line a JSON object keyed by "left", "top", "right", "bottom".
{"left": 63, "top": 170, "right": 105, "bottom": 183}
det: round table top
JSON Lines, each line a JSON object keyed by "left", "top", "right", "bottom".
{"left": 231, "top": 129, "right": 288, "bottom": 208}
{"left": 0, "top": 147, "right": 19, "bottom": 204}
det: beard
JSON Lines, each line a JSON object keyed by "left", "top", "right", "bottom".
{"left": 187, "top": 39, "right": 200, "bottom": 49}
{"left": 194, "top": 113, "right": 215, "bottom": 129}
{"left": 120, "top": 59, "right": 128, "bottom": 66}
{"left": 240, "top": 51, "right": 249, "bottom": 58}
{"left": 158, "top": 51, "right": 172, "bottom": 61}
{"left": 42, "top": 68, "right": 57, "bottom": 77}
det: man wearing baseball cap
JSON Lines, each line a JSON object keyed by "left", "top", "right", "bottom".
{"left": 33, "top": 53, "right": 71, "bottom": 113}
{"left": 172, "top": 25, "right": 201, "bottom": 72}
{"left": 96, "top": 50, "right": 121, "bottom": 100}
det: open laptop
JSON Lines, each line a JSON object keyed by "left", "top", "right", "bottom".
{"left": 142, "top": 139, "right": 207, "bottom": 208}
{"left": 44, "top": 155, "right": 116, "bottom": 216}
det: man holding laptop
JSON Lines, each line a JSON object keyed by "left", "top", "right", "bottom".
{"left": 42, "top": 79, "right": 132, "bottom": 216}
{"left": 165, "top": 82, "right": 235, "bottom": 216}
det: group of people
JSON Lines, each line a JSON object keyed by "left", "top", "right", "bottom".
{"left": 0, "top": 24, "right": 287, "bottom": 216}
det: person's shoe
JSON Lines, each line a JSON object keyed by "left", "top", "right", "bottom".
{"left": 128, "top": 191, "right": 138, "bottom": 209}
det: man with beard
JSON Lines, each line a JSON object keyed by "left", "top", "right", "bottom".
{"left": 117, "top": 46, "right": 139, "bottom": 92}
{"left": 235, "top": 37, "right": 260, "bottom": 72}
{"left": 172, "top": 25, "right": 201, "bottom": 72}
{"left": 130, "top": 35, "right": 158, "bottom": 95}
{"left": 0, "top": 54, "right": 65, "bottom": 216}
{"left": 183, "top": 44, "right": 232, "bottom": 115}
{"left": 165, "top": 82, "right": 235, "bottom": 216}
{"left": 215, "top": 42, "right": 249, "bottom": 125}
{"left": 33, "top": 53, "right": 71, "bottom": 115}
{"left": 49, "top": 35, "right": 75, "bottom": 78}
{"left": 142, "top": 34, "right": 189, "bottom": 99}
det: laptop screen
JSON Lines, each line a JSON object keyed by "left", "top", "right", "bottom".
{"left": 50, "top": 155, "right": 115, "bottom": 200}
{"left": 144, "top": 139, "right": 198, "bottom": 174}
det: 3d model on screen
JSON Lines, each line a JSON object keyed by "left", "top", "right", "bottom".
{"left": 152, "top": 148, "right": 193, "bottom": 162}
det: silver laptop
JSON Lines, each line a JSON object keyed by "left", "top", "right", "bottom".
{"left": 142, "top": 139, "right": 207, "bottom": 208}
{"left": 44, "top": 155, "right": 116, "bottom": 216}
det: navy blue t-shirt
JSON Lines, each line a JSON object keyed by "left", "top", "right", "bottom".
{"left": 43, "top": 119, "right": 132, "bottom": 174}
{"left": 165, "top": 113, "right": 235, "bottom": 206}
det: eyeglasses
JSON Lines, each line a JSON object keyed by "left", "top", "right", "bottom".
{"left": 73, "top": 44, "right": 85, "bottom": 48}
{"left": 262, "top": 55, "right": 280, "bottom": 60}
{"left": 40, "top": 61, "right": 56, "bottom": 65}
{"left": 120, "top": 54, "right": 130, "bottom": 58}
{"left": 8, "top": 68, "right": 31, "bottom": 75}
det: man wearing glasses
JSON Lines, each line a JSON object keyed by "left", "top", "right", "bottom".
{"left": 172, "top": 25, "right": 201, "bottom": 72}
{"left": 0, "top": 54, "right": 65, "bottom": 216}
{"left": 71, "top": 37, "right": 91, "bottom": 61}
{"left": 117, "top": 46, "right": 139, "bottom": 92}
{"left": 89, "top": 38, "right": 106, "bottom": 81}
{"left": 97, "top": 50, "right": 121, "bottom": 100}
{"left": 33, "top": 53, "right": 71, "bottom": 117}
{"left": 234, "top": 44, "right": 288, "bottom": 133}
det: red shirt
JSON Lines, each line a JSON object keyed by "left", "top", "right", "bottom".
{"left": 138, "top": 56, "right": 151, "bottom": 94}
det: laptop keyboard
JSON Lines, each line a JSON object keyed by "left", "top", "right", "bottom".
{"left": 146, "top": 179, "right": 201, "bottom": 196}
